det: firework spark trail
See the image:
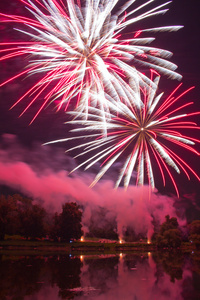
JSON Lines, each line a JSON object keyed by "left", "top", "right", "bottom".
{"left": 45, "top": 75, "right": 200, "bottom": 196}
{"left": 0, "top": 0, "right": 182, "bottom": 122}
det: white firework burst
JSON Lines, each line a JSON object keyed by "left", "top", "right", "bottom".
{"left": 0, "top": 0, "right": 182, "bottom": 122}
{"left": 45, "top": 75, "right": 200, "bottom": 196}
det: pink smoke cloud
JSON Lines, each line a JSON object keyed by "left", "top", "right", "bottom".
{"left": 0, "top": 134, "right": 186, "bottom": 238}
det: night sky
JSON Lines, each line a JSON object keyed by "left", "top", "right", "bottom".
{"left": 0, "top": 0, "right": 199, "bottom": 227}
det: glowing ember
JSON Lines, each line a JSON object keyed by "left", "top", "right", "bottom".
{"left": 80, "top": 255, "right": 84, "bottom": 261}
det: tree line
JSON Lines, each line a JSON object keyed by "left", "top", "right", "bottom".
{"left": 1, "top": 193, "right": 200, "bottom": 248}
{"left": 0, "top": 194, "right": 83, "bottom": 241}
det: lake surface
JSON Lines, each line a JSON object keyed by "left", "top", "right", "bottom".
{"left": 0, "top": 251, "right": 200, "bottom": 299}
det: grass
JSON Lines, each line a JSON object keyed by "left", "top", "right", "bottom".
{"left": 0, "top": 239, "right": 68, "bottom": 247}
{"left": 0, "top": 239, "right": 157, "bottom": 257}
{"left": 0, "top": 238, "right": 154, "bottom": 249}
{"left": 0, "top": 237, "right": 198, "bottom": 255}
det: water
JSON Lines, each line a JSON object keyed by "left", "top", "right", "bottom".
{"left": 0, "top": 251, "right": 200, "bottom": 300}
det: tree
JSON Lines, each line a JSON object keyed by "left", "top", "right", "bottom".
{"left": 53, "top": 202, "right": 83, "bottom": 242}
{"left": 0, "top": 194, "right": 47, "bottom": 240}
{"left": 156, "top": 215, "right": 182, "bottom": 248}
{"left": 0, "top": 195, "right": 10, "bottom": 240}
{"left": 0, "top": 195, "right": 22, "bottom": 240}
{"left": 159, "top": 215, "right": 179, "bottom": 235}
{"left": 189, "top": 220, "right": 200, "bottom": 235}
{"left": 189, "top": 220, "right": 200, "bottom": 248}
{"left": 20, "top": 204, "right": 46, "bottom": 239}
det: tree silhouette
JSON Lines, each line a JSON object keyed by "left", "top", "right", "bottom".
{"left": 53, "top": 202, "right": 83, "bottom": 242}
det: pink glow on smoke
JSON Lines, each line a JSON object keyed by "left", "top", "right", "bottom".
{"left": 0, "top": 134, "right": 186, "bottom": 237}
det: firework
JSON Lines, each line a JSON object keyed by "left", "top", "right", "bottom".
{"left": 46, "top": 75, "right": 200, "bottom": 196}
{"left": 0, "top": 0, "right": 182, "bottom": 122}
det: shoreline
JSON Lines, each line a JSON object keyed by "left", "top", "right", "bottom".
{"left": 0, "top": 240, "right": 197, "bottom": 255}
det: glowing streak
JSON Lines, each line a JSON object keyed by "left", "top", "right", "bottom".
{"left": 0, "top": 0, "right": 182, "bottom": 121}
{"left": 47, "top": 75, "right": 200, "bottom": 196}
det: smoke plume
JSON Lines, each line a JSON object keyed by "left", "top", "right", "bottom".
{"left": 0, "top": 134, "right": 186, "bottom": 239}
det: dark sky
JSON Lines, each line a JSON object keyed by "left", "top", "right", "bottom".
{"left": 0, "top": 0, "right": 199, "bottom": 203}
